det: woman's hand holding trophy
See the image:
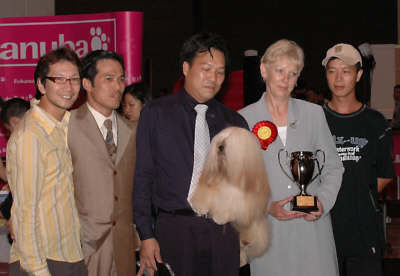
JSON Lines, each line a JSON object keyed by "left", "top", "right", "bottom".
{"left": 277, "top": 150, "right": 325, "bottom": 221}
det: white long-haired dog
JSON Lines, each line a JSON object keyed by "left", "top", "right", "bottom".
{"left": 190, "top": 127, "right": 270, "bottom": 266}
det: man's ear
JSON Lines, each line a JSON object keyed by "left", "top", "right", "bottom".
{"left": 182, "top": 61, "right": 190, "bottom": 77}
{"left": 356, "top": 69, "right": 363, "bottom": 83}
{"left": 37, "top": 78, "right": 46, "bottom": 95}
{"left": 82, "top": 78, "right": 93, "bottom": 93}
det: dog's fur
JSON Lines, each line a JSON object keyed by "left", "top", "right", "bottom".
{"left": 190, "top": 127, "right": 270, "bottom": 266}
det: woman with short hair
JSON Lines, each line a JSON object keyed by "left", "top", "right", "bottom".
{"left": 239, "top": 39, "right": 343, "bottom": 276}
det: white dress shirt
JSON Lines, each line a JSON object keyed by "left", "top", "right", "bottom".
{"left": 87, "top": 103, "right": 118, "bottom": 145}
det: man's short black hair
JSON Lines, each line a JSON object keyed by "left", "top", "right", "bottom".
{"left": 34, "top": 47, "right": 81, "bottom": 100}
{"left": 0, "top": 98, "right": 30, "bottom": 125}
{"left": 81, "top": 50, "right": 125, "bottom": 85}
{"left": 179, "top": 32, "right": 230, "bottom": 70}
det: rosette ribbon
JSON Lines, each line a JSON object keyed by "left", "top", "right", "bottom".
{"left": 252, "top": 121, "right": 278, "bottom": 150}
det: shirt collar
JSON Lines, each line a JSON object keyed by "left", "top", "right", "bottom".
{"left": 181, "top": 88, "right": 215, "bottom": 113}
{"left": 30, "top": 99, "right": 70, "bottom": 135}
{"left": 86, "top": 102, "right": 117, "bottom": 129}
{"left": 323, "top": 102, "right": 366, "bottom": 118}
{"left": 287, "top": 97, "right": 299, "bottom": 128}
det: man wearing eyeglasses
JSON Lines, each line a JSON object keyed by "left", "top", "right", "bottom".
{"left": 68, "top": 50, "right": 138, "bottom": 276}
{"left": 7, "top": 47, "right": 87, "bottom": 276}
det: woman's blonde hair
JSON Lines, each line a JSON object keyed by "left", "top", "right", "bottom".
{"left": 261, "top": 39, "right": 304, "bottom": 72}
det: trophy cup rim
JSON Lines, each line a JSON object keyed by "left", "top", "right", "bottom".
{"left": 291, "top": 151, "right": 314, "bottom": 157}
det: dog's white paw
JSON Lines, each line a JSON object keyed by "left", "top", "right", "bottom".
{"left": 211, "top": 210, "right": 231, "bottom": 225}
{"left": 240, "top": 249, "right": 249, "bottom": 267}
{"left": 190, "top": 201, "right": 209, "bottom": 216}
{"left": 193, "top": 206, "right": 209, "bottom": 216}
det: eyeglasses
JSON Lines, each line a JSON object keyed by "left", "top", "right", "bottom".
{"left": 45, "top": 76, "right": 81, "bottom": 85}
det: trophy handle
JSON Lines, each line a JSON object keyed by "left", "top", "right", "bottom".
{"left": 278, "top": 149, "right": 294, "bottom": 182}
{"left": 310, "top": 149, "right": 325, "bottom": 183}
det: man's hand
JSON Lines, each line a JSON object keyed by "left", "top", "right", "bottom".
{"left": 378, "top": 177, "right": 392, "bottom": 193}
{"left": 303, "top": 200, "right": 323, "bottom": 221}
{"left": 268, "top": 196, "right": 305, "bottom": 221}
{"left": 137, "top": 238, "right": 162, "bottom": 276}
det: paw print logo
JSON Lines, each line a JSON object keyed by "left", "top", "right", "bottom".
{"left": 90, "top": 27, "right": 110, "bottom": 51}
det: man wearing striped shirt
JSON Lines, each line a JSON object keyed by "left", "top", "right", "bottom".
{"left": 7, "top": 47, "right": 87, "bottom": 276}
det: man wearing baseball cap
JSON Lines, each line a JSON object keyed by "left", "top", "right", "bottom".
{"left": 322, "top": 43, "right": 394, "bottom": 276}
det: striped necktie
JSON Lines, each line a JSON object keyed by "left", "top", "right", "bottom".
{"left": 104, "top": 119, "right": 117, "bottom": 163}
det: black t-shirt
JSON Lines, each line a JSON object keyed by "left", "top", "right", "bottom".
{"left": 323, "top": 103, "right": 394, "bottom": 257}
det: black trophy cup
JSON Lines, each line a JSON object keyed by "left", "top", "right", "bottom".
{"left": 278, "top": 150, "right": 325, "bottom": 213}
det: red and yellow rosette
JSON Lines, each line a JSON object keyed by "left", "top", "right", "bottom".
{"left": 252, "top": 121, "right": 278, "bottom": 150}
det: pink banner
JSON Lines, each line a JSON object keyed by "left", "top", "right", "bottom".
{"left": 393, "top": 131, "right": 400, "bottom": 176}
{"left": 0, "top": 11, "right": 143, "bottom": 157}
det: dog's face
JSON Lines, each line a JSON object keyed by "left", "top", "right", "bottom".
{"left": 214, "top": 128, "right": 245, "bottom": 179}
{"left": 213, "top": 128, "right": 231, "bottom": 179}
{"left": 207, "top": 127, "right": 267, "bottom": 189}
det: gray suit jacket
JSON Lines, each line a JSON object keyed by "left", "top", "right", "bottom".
{"left": 68, "top": 104, "right": 138, "bottom": 276}
{"left": 239, "top": 94, "right": 344, "bottom": 276}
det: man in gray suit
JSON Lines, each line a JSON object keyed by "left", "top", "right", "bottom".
{"left": 68, "top": 50, "right": 138, "bottom": 276}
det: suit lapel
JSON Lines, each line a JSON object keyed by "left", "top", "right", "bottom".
{"left": 76, "top": 104, "right": 114, "bottom": 167}
{"left": 285, "top": 98, "right": 300, "bottom": 153}
{"left": 254, "top": 94, "right": 284, "bottom": 150}
{"left": 115, "top": 115, "right": 132, "bottom": 165}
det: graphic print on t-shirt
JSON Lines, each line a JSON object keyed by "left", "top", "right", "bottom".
{"left": 333, "top": 135, "right": 368, "bottom": 163}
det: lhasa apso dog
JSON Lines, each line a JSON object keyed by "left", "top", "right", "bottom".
{"left": 190, "top": 127, "right": 270, "bottom": 266}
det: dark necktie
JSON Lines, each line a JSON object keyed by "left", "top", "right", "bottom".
{"left": 104, "top": 119, "right": 117, "bottom": 163}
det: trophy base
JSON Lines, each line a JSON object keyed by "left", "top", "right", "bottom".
{"left": 291, "top": 195, "right": 318, "bottom": 213}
